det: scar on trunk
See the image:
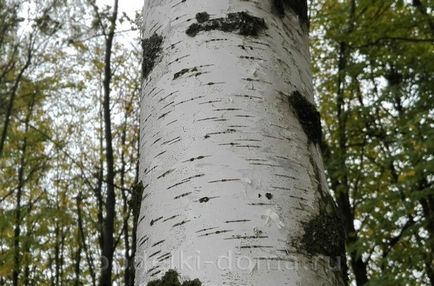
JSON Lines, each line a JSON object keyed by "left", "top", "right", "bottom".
{"left": 288, "top": 91, "right": 322, "bottom": 145}
{"left": 186, "top": 11, "right": 267, "bottom": 37}
{"left": 142, "top": 33, "right": 163, "bottom": 79}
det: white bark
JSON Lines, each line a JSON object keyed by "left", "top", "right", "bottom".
{"left": 136, "top": 0, "right": 345, "bottom": 285}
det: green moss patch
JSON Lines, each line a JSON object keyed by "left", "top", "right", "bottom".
{"left": 142, "top": 33, "right": 163, "bottom": 79}
{"left": 186, "top": 11, "right": 267, "bottom": 37}
{"left": 147, "top": 270, "right": 201, "bottom": 286}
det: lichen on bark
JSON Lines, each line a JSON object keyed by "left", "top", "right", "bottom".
{"left": 186, "top": 11, "right": 267, "bottom": 37}
{"left": 142, "top": 33, "right": 163, "bottom": 79}
{"left": 147, "top": 269, "right": 201, "bottom": 286}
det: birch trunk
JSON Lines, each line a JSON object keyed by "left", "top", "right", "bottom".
{"left": 136, "top": 0, "right": 346, "bottom": 285}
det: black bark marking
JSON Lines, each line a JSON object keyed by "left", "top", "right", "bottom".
{"left": 176, "top": 95, "right": 205, "bottom": 106}
{"left": 249, "top": 162, "right": 279, "bottom": 167}
{"left": 152, "top": 138, "right": 162, "bottom": 145}
{"left": 275, "top": 173, "right": 296, "bottom": 179}
{"left": 142, "top": 192, "right": 149, "bottom": 201}
{"left": 208, "top": 178, "right": 240, "bottom": 183}
{"left": 186, "top": 12, "right": 267, "bottom": 37}
{"left": 149, "top": 270, "right": 162, "bottom": 277}
{"left": 154, "top": 150, "right": 167, "bottom": 158}
{"left": 198, "top": 196, "right": 219, "bottom": 203}
{"left": 198, "top": 229, "right": 233, "bottom": 237}
{"left": 150, "top": 216, "right": 163, "bottom": 226}
{"left": 158, "top": 110, "right": 172, "bottom": 120}
{"left": 167, "top": 174, "right": 205, "bottom": 190}
{"left": 139, "top": 236, "right": 149, "bottom": 247}
{"left": 159, "top": 91, "right": 178, "bottom": 103}
{"left": 163, "top": 215, "right": 179, "bottom": 222}
{"left": 151, "top": 240, "right": 165, "bottom": 247}
{"left": 265, "top": 193, "right": 273, "bottom": 200}
{"left": 204, "top": 129, "right": 237, "bottom": 138}
{"left": 158, "top": 255, "right": 172, "bottom": 263}
{"left": 145, "top": 165, "right": 158, "bottom": 175}
{"left": 199, "top": 197, "right": 209, "bottom": 203}
{"left": 288, "top": 91, "right": 322, "bottom": 145}
{"left": 272, "top": 0, "right": 309, "bottom": 27}
{"left": 139, "top": 235, "right": 148, "bottom": 243}
{"left": 147, "top": 265, "right": 159, "bottom": 274}
{"left": 236, "top": 145, "right": 261, "bottom": 148}
{"left": 174, "top": 192, "right": 192, "bottom": 199}
{"left": 225, "top": 235, "right": 268, "bottom": 240}
{"left": 197, "top": 116, "right": 219, "bottom": 122}
{"left": 183, "top": 155, "right": 208, "bottom": 163}
{"left": 240, "top": 245, "right": 273, "bottom": 249}
{"left": 157, "top": 169, "right": 175, "bottom": 179}
{"left": 225, "top": 219, "right": 251, "bottom": 223}
{"left": 139, "top": 215, "right": 146, "bottom": 223}
{"left": 142, "top": 33, "right": 163, "bottom": 79}
{"left": 173, "top": 67, "right": 198, "bottom": 79}
{"left": 239, "top": 56, "right": 264, "bottom": 61}
{"left": 162, "top": 136, "right": 181, "bottom": 146}
{"left": 149, "top": 250, "right": 161, "bottom": 258}
{"left": 213, "top": 108, "right": 241, "bottom": 111}
{"left": 218, "top": 142, "right": 240, "bottom": 146}
{"left": 205, "top": 38, "right": 228, "bottom": 43}
{"left": 172, "top": 220, "right": 190, "bottom": 227}
{"left": 196, "top": 227, "right": 218, "bottom": 233}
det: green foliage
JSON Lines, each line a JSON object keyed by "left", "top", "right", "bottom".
{"left": 311, "top": 0, "right": 434, "bottom": 284}
{"left": 0, "top": 0, "right": 141, "bottom": 285}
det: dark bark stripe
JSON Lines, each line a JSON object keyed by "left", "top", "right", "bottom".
{"left": 186, "top": 12, "right": 267, "bottom": 37}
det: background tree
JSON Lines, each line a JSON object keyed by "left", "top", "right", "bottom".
{"left": 311, "top": 0, "right": 434, "bottom": 284}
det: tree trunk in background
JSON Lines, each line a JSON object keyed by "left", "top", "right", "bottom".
{"left": 12, "top": 90, "right": 36, "bottom": 286}
{"left": 99, "top": 0, "right": 118, "bottom": 285}
{"left": 136, "top": 0, "right": 346, "bottom": 285}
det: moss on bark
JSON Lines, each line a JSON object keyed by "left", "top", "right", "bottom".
{"left": 142, "top": 33, "right": 163, "bottom": 79}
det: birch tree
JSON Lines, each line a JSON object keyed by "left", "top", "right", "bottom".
{"left": 136, "top": 0, "right": 346, "bottom": 285}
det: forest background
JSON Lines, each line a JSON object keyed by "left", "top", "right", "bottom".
{"left": 0, "top": 0, "right": 433, "bottom": 285}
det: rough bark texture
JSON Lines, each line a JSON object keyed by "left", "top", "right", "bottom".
{"left": 136, "top": 0, "right": 345, "bottom": 285}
